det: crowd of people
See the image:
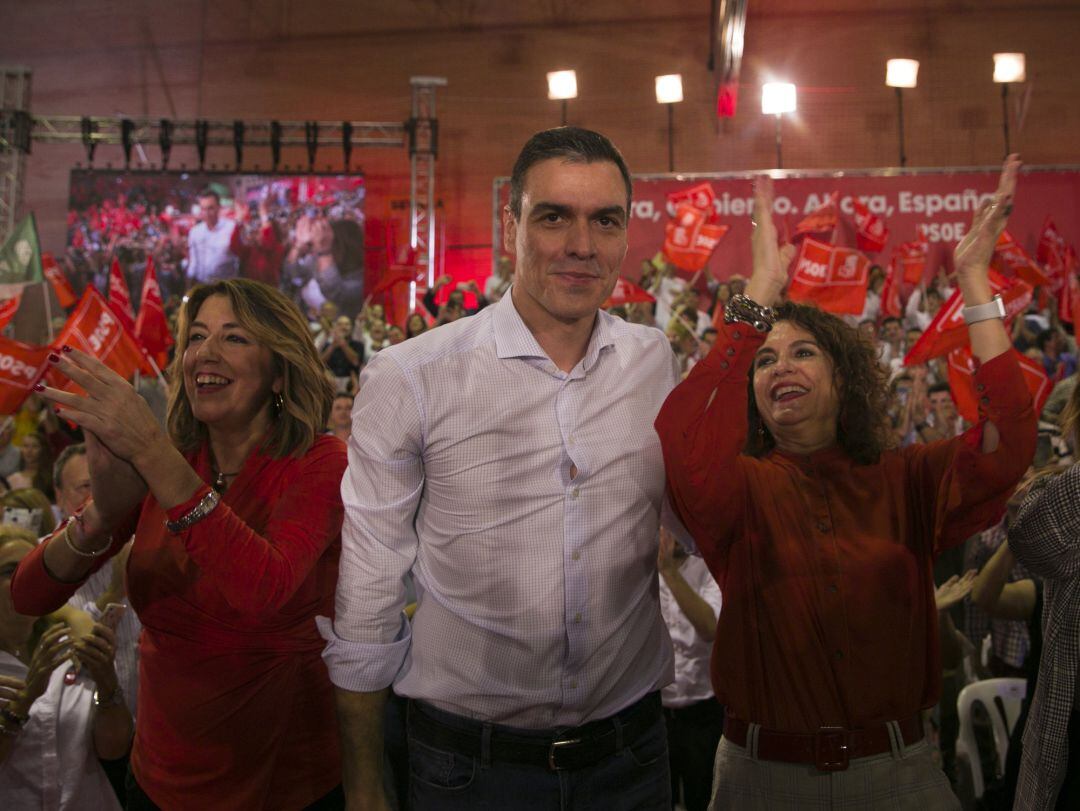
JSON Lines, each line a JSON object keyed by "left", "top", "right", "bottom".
{"left": 0, "top": 126, "right": 1075, "bottom": 811}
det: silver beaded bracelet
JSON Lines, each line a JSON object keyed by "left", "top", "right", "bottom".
{"left": 164, "top": 489, "right": 221, "bottom": 534}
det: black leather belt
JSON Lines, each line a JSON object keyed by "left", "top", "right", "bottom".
{"left": 408, "top": 692, "right": 661, "bottom": 771}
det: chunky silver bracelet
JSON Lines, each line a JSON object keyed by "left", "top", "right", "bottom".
{"left": 164, "top": 489, "right": 221, "bottom": 534}
{"left": 724, "top": 293, "right": 776, "bottom": 333}
{"left": 961, "top": 294, "right": 1006, "bottom": 326}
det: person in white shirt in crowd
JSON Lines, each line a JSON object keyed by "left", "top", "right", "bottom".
{"left": 657, "top": 529, "right": 723, "bottom": 811}
{"left": 322, "top": 126, "right": 681, "bottom": 810}
{"left": 185, "top": 189, "right": 238, "bottom": 285}
{"left": 905, "top": 285, "right": 944, "bottom": 332}
{"left": 0, "top": 526, "right": 132, "bottom": 810}
{"left": 877, "top": 316, "right": 906, "bottom": 369}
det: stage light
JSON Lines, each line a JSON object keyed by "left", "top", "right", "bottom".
{"left": 761, "top": 82, "right": 796, "bottom": 169}
{"left": 993, "top": 53, "right": 1025, "bottom": 157}
{"left": 547, "top": 70, "right": 577, "bottom": 125}
{"left": 885, "top": 59, "right": 919, "bottom": 89}
{"left": 993, "top": 53, "right": 1026, "bottom": 84}
{"left": 885, "top": 60, "right": 918, "bottom": 168}
{"left": 547, "top": 70, "right": 578, "bottom": 100}
{"left": 655, "top": 74, "right": 683, "bottom": 104}
{"left": 761, "top": 82, "right": 796, "bottom": 115}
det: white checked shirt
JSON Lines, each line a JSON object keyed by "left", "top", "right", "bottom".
{"left": 320, "top": 289, "right": 679, "bottom": 728}
{"left": 1010, "top": 462, "right": 1080, "bottom": 811}
{"left": 186, "top": 219, "right": 236, "bottom": 283}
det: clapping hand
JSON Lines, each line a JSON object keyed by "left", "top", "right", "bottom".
{"left": 747, "top": 176, "right": 793, "bottom": 304}
{"left": 954, "top": 154, "right": 1020, "bottom": 277}
{"left": 74, "top": 623, "right": 120, "bottom": 697}
{"left": 935, "top": 570, "right": 977, "bottom": 611}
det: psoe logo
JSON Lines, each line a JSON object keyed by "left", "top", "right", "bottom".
{"left": 87, "top": 309, "right": 117, "bottom": 354}
{"left": 0, "top": 353, "right": 36, "bottom": 382}
{"left": 797, "top": 258, "right": 828, "bottom": 280}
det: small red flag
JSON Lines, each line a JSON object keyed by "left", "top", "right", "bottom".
{"left": 904, "top": 271, "right": 1032, "bottom": 365}
{"left": 786, "top": 237, "right": 871, "bottom": 315}
{"left": 1036, "top": 217, "right": 1067, "bottom": 268}
{"left": 992, "top": 230, "right": 1051, "bottom": 288}
{"left": 894, "top": 229, "right": 929, "bottom": 285}
{"left": 604, "top": 277, "right": 657, "bottom": 308}
{"left": 662, "top": 203, "right": 730, "bottom": 272}
{"left": 852, "top": 200, "right": 890, "bottom": 254}
{"left": 51, "top": 287, "right": 152, "bottom": 392}
{"left": 1059, "top": 265, "right": 1080, "bottom": 326}
{"left": 794, "top": 193, "right": 838, "bottom": 241}
{"left": 0, "top": 337, "right": 52, "bottom": 415}
{"left": 947, "top": 347, "right": 1050, "bottom": 424}
{"left": 880, "top": 258, "right": 903, "bottom": 319}
{"left": 42, "top": 253, "right": 78, "bottom": 309}
{"left": 667, "top": 183, "right": 718, "bottom": 215}
{"left": 134, "top": 256, "right": 174, "bottom": 369}
{"left": 107, "top": 258, "right": 137, "bottom": 333}
{"left": 0, "top": 294, "right": 20, "bottom": 331}
{"left": 716, "top": 82, "right": 738, "bottom": 118}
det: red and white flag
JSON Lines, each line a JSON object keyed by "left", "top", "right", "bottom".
{"left": 794, "top": 192, "right": 839, "bottom": 242}
{"left": 947, "top": 347, "right": 1051, "bottom": 424}
{"left": 0, "top": 337, "right": 52, "bottom": 415}
{"left": 666, "top": 182, "right": 717, "bottom": 214}
{"left": 992, "top": 230, "right": 1051, "bottom": 289}
{"left": 1036, "top": 217, "right": 1067, "bottom": 268}
{"left": 880, "top": 257, "right": 903, "bottom": 319}
{"left": 904, "top": 271, "right": 1032, "bottom": 365}
{"left": 894, "top": 229, "right": 929, "bottom": 285}
{"left": 786, "top": 237, "right": 871, "bottom": 315}
{"left": 42, "top": 253, "right": 78, "bottom": 309}
{"left": 49, "top": 287, "right": 152, "bottom": 395}
{"left": 603, "top": 277, "right": 656, "bottom": 308}
{"left": 107, "top": 258, "right": 137, "bottom": 333}
{"left": 1059, "top": 264, "right": 1080, "bottom": 326}
{"left": 852, "top": 200, "right": 890, "bottom": 254}
{"left": 134, "top": 256, "right": 174, "bottom": 368}
{"left": 0, "top": 294, "right": 20, "bottom": 332}
{"left": 663, "top": 203, "right": 730, "bottom": 273}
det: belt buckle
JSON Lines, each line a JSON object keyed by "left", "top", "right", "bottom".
{"left": 814, "top": 726, "right": 850, "bottom": 772}
{"left": 548, "top": 737, "right": 581, "bottom": 771}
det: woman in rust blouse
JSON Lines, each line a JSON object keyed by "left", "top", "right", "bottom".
{"left": 12, "top": 279, "right": 346, "bottom": 810}
{"left": 655, "top": 158, "right": 1035, "bottom": 809}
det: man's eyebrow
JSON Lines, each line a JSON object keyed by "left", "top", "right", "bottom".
{"left": 530, "top": 202, "right": 627, "bottom": 221}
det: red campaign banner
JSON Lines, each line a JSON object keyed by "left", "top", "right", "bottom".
{"left": 662, "top": 203, "right": 730, "bottom": 272}
{"left": 42, "top": 253, "right": 78, "bottom": 309}
{"left": 134, "top": 257, "right": 174, "bottom": 368}
{"left": 1036, "top": 217, "right": 1067, "bottom": 268}
{"left": 0, "top": 294, "right": 20, "bottom": 331}
{"left": 904, "top": 271, "right": 1032, "bottom": 365}
{"left": 947, "top": 347, "right": 1051, "bottom": 424}
{"left": 895, "top": 230, "right": 929, "bottom": 284}
{"left": 787, "top": 237, "right": 871, "bottom": 315}
{"left": 0, "top": 337, "right": 52, "bottom": 415}
{"left": 880, "top": 258, "right": 903, "bottom": 318}
{"left": 992, "top": 230, "right": 1051, "bottom": 288}
{"left": 107, "top": 258, "right": 136, "bottom": 333}
{"left": 495, "top": 168, "right": 1080, "bottom": 284}
{"left": 52, "top": 287, "right": 152, "bottom": 392}
{"left": 603, "top": 277, "right": 656, "bottom": 308}
{"left": 853, "top": 200, "right": 889, "bottom": 254}
{"left": 794, "top": 192, "right": 838, "bottom": 241}
{"left": 667, "top": 183, "right": 717, "bottom": 213}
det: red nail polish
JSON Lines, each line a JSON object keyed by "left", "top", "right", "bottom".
{"left": 32, "top": 383, "right": 45, "bottom": 392}
{"left": 47, "top": 353, "right": 61, "bottom": 363}
{"left": 61, "top": 344, "right": 73, "bottom": 353}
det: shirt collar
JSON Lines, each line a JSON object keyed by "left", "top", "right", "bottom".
{"left": 492, "top": 286, "right": 616, "bottom": 373}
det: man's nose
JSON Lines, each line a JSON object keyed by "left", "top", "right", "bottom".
{"left": 565, "top": 219, "right": 595, "bottom": 258}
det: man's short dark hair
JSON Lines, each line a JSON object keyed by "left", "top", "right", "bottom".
{"left": 508, "top": 127, "right": 632, "bottom": 220}
{"left": 928, "top": 382, "right": 952, "bottom": 398}
{"left": 53, "top": 443, "right": 86, "bottom": 493}
{"left": 197, "top": 188, "right": 221, "bottom": 203}
{"left": 881, "top": 316, "right": 902, "bottom": 329}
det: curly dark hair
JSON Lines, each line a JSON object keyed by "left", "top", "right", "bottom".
{"left": 745, "top": 301, "right": 893, "bottom": 464}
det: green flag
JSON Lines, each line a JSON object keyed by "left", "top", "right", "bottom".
{"left": 0, "top": 214, "right": 43, "bottom": 286}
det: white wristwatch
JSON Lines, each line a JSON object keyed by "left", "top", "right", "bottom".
{"left": 962, "top": 294, "right": 1006, "bottom": 326}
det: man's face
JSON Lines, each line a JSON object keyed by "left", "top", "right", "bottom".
{"left": 198, "top": 195, "right": 220, "bottom": 227}
{"left": 504, "top": 158, "right": 628, "bottom": 328}
{"left": 56, "top": 454, "right": 92, "bottom": 518}
{"left": 929, "top": 390, "right": 958, "bottom": 422}
{"left": 881, "top": 320, "right": 902, "bottom": 344}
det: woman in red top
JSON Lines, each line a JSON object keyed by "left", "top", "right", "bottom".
{"left": 12, "top": 279, "right": 346, "bottom": 810}
{"left": 655, "top": 158, "right": 1036, "bottom": 809}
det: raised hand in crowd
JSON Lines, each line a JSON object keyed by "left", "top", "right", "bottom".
{"left": 745, "top": 176, "right": 791, "bottom": 306}
{"left": 934, "top": 569, "right": 977, "bottom": 612}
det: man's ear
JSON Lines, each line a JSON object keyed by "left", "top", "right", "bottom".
{"left": 502, "top": 205, "right": 518, "bottom": 256}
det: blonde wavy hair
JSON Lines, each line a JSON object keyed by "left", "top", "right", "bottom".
{"left": 167, "top": 279, "right": 334, "bottom": 459}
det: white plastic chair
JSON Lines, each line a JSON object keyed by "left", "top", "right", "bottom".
{"left": 955, "top": 677, "right": 1027, "bottom": 799}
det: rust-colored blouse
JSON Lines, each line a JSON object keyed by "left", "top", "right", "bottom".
{"left": 655, "top": 320, "right": 1036, "bottom": 733}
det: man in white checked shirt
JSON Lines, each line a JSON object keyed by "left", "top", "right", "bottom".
{"left": 320, "top": 127, "right": 681, "bottom": 810}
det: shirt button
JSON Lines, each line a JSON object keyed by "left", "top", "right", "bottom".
{"left": 569, "top": 679, "right": 578, "bottom": 689}
{"left": 571, "top": 487, "right": 580, "bottom": 499}
{"left": 976, "top": 383, "right": 986, "bottom": 393}
{"left": 817, "top": 521, "right": 830, "bottom": 533}
{"left": 568, "top": 435, "right": 575, "bottom": 445}
{"left": 571, "top": 551, "right": 580, "bottom": 561}
{"left": 732, "top": 330, "right": 742, "bottom": 340}
{"left": 574, "top": 612, "right": 582, "bottom": 623}
{"left": 725, "top": 346, "right": 736, "bottom": 356}
{"left": 720, "top": 360, "right": 729, "bottom": 369}
{"left": 980, "top": 396, "right": 990, "bottom": 406}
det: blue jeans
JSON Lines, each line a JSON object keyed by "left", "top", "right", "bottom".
{"left": 408, "top": 700, "right": 671, "bottom": 810}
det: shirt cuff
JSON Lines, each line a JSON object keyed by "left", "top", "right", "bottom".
{"left": 317, "top": 614, "right": 412, "bottom": 692}
{"left": 164, "top": 484, "right": 215, "bottom": 524}
{"left": 972, "top": 350, "right": 1032, "bottom": 420}
{"left": 696, "top": 319, "right": 767, "bottom": 378}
